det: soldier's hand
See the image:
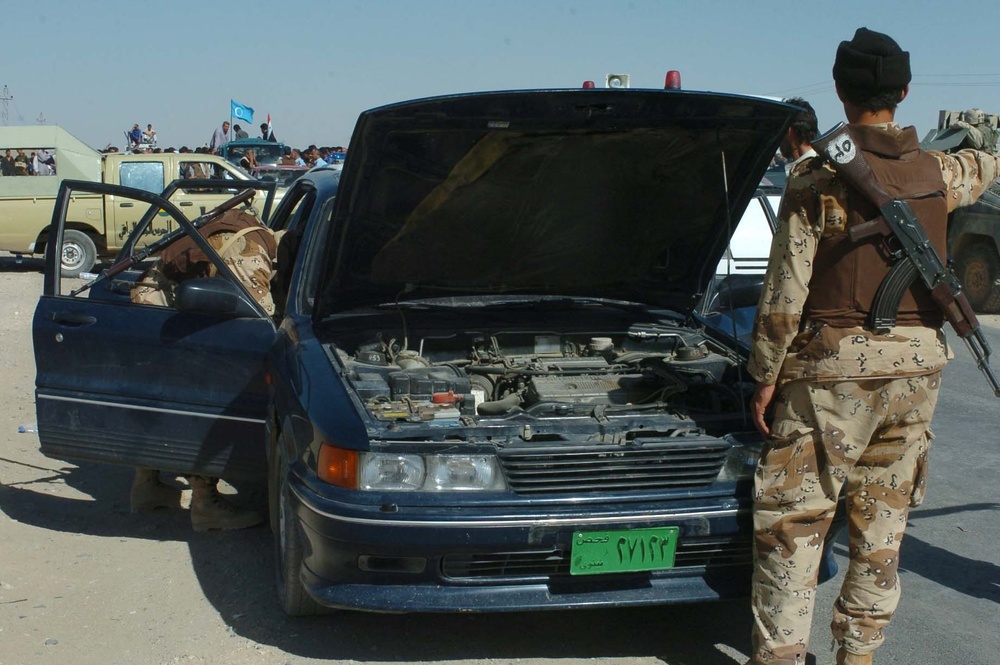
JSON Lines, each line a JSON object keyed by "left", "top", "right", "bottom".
{"left": 751, "top": 382, "right": 776, "bottom": 437}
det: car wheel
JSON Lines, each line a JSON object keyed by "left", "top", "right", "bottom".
{"left": 955, "top": 243, "right": 1000, "bottom": 313}
{"left": 269, "top": 439, "right": 324, "bottom": 617}
{"left": 60, "top": 230, "right": 97, "bottom": 278}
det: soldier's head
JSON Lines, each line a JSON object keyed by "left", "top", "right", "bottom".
{"left": 780, "top": 97, "right": 818, "bottom": 159}
{"left": 962, "top": 108, "right": 985, "bottom": 126}
{"left": 833, "top": 27, "right": 911, "bottom": 114}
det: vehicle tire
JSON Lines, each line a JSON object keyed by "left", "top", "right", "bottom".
{"left": 269, "top": 437, "right": 324, "bottom": 617}
{"left": 954, "top": 243, "right": 1000, "bottom": 313}
{"left": 60, "top": 230, "right": 97, "bottom": 278}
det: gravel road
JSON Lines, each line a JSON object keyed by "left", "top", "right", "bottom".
{"left": 1, "top": 252, "right": 997, "bottom": 665}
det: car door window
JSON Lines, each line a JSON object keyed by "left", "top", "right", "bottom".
{"left": 294, "top": 197, "right": 335, "bottom": 313}
{"left": 178, "top": 160, "right": 214, "bottom": 180}
{"left": 119, "top": 161, "right": 164, "bottom": 194}
{"left": 268, "top": 182, "right": 317, "bottom": 316}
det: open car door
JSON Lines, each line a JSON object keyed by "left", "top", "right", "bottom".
{"left": 32, "top": 180, "right": 277, "bottom": 480}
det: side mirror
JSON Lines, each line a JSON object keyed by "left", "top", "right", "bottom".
{"left": 175, "top": 278, "right": 260, "bottom": 318}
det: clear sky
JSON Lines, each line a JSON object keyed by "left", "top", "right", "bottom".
{"left": 4, "top": 0, "right": 1000, "bottom": 151}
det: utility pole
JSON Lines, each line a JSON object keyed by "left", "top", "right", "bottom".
{"left": 1, "top": 85, "right": 12, "bottom": 125}
{"left": 36, "top": 112, "right": 46, "bottom": 125}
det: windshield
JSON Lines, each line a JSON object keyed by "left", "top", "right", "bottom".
{"left": 226, "top": 142, "right": 284, "bottom": 166}
{"left": 252, "top": 166, "right": 309, "bottom": 187}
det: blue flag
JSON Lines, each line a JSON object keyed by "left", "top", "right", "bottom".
{"left": 231, "top": 100, "right": 254, "bottom": 124}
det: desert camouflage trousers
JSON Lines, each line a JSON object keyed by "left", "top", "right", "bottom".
{"left": 749, "top": 372, "right": 940, "bottom": 665}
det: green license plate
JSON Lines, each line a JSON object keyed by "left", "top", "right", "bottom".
{"left": 570, "top": 526, "right": 679, "bottom": 576}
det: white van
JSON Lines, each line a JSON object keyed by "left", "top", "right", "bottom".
{"left": 701, "top": 172, "right": 784, "bottom": 342}
{"left": 715, "top": 191, "right": 781, "bottom": 276}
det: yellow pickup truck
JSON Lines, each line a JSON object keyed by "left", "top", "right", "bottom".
{"left": 0, "top": 126, "right": 269, "bottom": 276}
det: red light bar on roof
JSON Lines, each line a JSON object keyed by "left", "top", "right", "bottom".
{"left": 664, "top": 70, "right": 681, "bottom": 90}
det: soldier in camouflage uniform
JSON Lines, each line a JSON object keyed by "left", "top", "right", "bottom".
{"left": 746, "top": 28, "right": 1000, "bottom": 665}
{"left": 130, "top": 208, "right": 277, "bottom": 531}
{"left": 953, "top": 107, "right": 999, "bottom": 154}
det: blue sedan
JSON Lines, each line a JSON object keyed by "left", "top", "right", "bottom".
{"left": 33, "top": 89, "right": 841, "bottom": 615}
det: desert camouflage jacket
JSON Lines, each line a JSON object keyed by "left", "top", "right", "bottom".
{"left": 748, "top": 122, "right": 1000, "bottom": 385}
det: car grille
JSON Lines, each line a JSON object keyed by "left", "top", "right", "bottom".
{"left": 441, "top": 538, "right": 751, "bottom": 580}
{"left": 497, "top": 440, "right": 730, "bottom": 495}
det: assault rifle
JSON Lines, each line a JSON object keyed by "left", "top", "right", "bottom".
{"left": 812, "top": 122, "right": 1000, "bottom": 397}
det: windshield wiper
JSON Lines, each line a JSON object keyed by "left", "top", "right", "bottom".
{"left": 378, "top": 296, "right": 673, "bottom": 315}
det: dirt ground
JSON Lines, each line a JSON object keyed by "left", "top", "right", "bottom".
{"left": 2, "top": 252, "right": 998, "bottom": 665}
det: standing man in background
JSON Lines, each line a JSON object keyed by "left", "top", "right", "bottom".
{"left": 260, "top": 121, "right": 276, "bottom": 142}
{"left": 778, "top": 97, "right": 818, "bottom": 174}
{"left": 209, "top": 121, "right": 230, "bottom": 154}
{"left": 747, "top": 27, "right": 1000, "bottom": 665}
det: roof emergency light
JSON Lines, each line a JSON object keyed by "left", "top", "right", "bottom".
{"left": 664, "top": 70, "right": 682, "bottom": 90}
{"left": 582, "top": 80, "right": 596, "bottom": 88}
{"left": 606, "top": 74, "right": 630, "bottom": 89}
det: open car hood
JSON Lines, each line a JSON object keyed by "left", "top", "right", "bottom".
{"left": 317, "top": 89, "right": 795, "bottom": 317}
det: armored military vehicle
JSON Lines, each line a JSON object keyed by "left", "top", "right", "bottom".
{"left": 922, "top": 110, "right": 1000, "bottom": 311}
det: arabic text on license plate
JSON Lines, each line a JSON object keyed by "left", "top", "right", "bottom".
{"left": 570, "top": 526, "right": 679, "bottom": 576}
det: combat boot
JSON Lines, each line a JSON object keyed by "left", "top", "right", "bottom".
{"left": 130, "top": 468, "right": 182, "bottom": 513}
{"left": 836, "top": 648, "right": 873, "bottom": 665}
{"left": 189, "top": 476, "right": 262, "bottom": 532}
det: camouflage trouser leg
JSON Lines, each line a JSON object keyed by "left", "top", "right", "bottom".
{"left": 749, "top": 373, "right": 940, "bottom": 665}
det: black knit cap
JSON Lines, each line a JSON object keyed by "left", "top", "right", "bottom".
{"left": 833, "top": 27, "right": 911, "bottom": 92}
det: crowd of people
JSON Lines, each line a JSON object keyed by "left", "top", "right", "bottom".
{"left": 0, "top": 148, "right": 55, "bottom": 176}
{"left": 105, "top": 119, "right": 347, "bottom": 172}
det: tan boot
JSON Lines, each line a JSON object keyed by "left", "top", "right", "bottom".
{"left": 189, "top": 476, "right": 262, "bottom": 532}
{"left": 837, "top": 648, "right": 873, "bottom": 665}
{"left": 130, "top": 468, "right": 182, "bottom": 513}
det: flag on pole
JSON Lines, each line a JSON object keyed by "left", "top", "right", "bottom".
{"left": 266, "top": 113, "right": 272, "bottom": 136}
{"left": 231, "top": 100, "right": 254, "bottom": 124}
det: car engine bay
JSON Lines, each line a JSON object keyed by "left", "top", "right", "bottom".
{"left": 328, "top": 321, "right": 751, "bottom": 430}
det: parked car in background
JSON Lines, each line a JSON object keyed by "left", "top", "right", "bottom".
{"left": 704, "top": 170, "right": 783, "bottom": 344}
{"left": 33, "top": 88, "right": 843, "bottom": 616}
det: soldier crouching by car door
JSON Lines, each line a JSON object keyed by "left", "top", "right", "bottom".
{"left": 744, "top": 27, "right": 1000, "bottom": 665}
{"left": 130, "top": 207, "right": 277, "bottom": 531}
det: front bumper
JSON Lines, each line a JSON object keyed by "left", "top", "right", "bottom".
{"left": 288, "top": 474, "right": 766, "bottom": 612}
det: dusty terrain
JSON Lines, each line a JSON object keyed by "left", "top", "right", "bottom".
{"left": 1, "top": 252, "right": 997, "bottom": 665}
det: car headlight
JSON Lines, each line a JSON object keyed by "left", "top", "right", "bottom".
{"left": 316, "top": 444, "right": 507, "bottom": 492}
{"left": 426, "top": 455, "right": 504, "bottom": 491}
{"left": 360, "top": 453, "right": 424, "bottom": 491}
{"left": 348, "top": 450, "right": 507, "bottom": 492}
{"left": 715, "top": 438, "right": 762, "bottom": 482}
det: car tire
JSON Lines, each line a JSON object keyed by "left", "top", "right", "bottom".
{"left": 269, "top": 436, "right": 325, "bottom": 617}
{"left": 60, "top": 230, "right": 97, "bottom": 278}
{"left": 955, "top": 242, "right": 1000, "bottom": 313}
